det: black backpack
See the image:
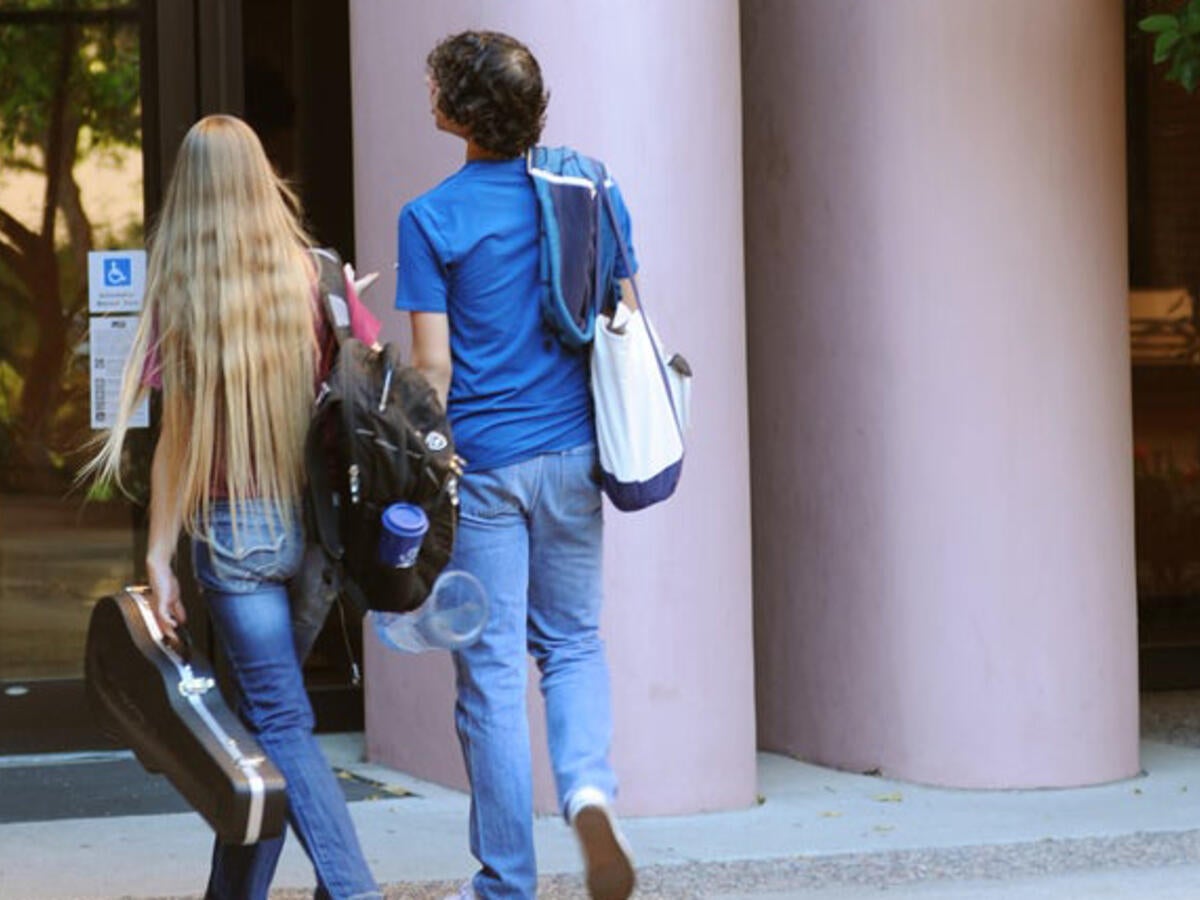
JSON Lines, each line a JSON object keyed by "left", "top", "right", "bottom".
{"left": 304, "top": 248, "right": 460, "bottom": 616}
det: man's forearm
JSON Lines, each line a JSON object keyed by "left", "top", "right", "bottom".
{"left": 409, "top": 311, "right": 453, "bottom": 409}
{"left": 417, "top": 362, "right": 451, "bottom": 410}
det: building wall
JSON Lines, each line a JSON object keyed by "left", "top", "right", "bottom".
{"left": 348, "top": 1, "right": 757, "bottom": 814}
{"left": 743, "top": 0, "right": 1139, "bottom": 787}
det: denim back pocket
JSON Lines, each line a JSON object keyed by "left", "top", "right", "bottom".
{"left": 194, "top": 501, "right": 304, "bottom": 594}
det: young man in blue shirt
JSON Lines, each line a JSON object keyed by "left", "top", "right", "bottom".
{"left": 395, "top": 30, "right": 637, "bottom": 900}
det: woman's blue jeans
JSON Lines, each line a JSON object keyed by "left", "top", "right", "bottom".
{"left": 451, "top": 443, "right": 618, "bottom": 899}
{"left": 192, "top": 499, "right": 381, "bottom": 900}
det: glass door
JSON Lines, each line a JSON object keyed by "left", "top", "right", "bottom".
{"left": 0, "top": 0, "right": 147, "bottom": 753}
{"left": 0, "top": 0, "right": 361, "bottom": 754}
{"left": 240, "top": 0, "right": 361, "bottom": 728}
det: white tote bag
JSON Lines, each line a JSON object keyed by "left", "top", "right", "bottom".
{"left": 591, "top": 188, "right": 692, "bottom": 511}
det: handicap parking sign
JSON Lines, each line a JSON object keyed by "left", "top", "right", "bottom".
{"left": 104, "top": 256, "right": 132, "bottom": 287}
{"left": 88, "top": 249, "right": 145, "bottom": 312}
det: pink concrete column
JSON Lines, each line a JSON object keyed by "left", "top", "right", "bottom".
{"left": 348, "top": 2, "right": 755, "bottom": 814}
{"left": 743, "top": 0, "right": 1138, "bottom": 787}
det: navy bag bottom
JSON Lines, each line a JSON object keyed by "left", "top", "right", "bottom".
{"left": 601, "top": 460, "right": 683, "bottom": 512}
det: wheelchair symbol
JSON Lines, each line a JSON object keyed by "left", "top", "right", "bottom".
{"left": 104, "top": 257, "right": 131, "bottom": 287}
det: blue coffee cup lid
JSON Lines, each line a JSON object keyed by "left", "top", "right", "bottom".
{"left": 382, "top": 502, "right": 429, "bottom": 536}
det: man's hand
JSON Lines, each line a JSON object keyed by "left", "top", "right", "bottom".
{"left": 616, "top": 277, "right": 638, "bottom": 311}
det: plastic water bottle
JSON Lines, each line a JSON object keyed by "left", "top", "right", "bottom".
{"left": 370, "top": 570, "right": 489, "bottom": 653}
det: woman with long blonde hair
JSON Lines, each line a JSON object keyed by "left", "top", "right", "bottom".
{"left": 87, "top": 114, "right": 382, "bottom": 900}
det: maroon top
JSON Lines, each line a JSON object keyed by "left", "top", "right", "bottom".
{"left": 138, "top": 272, "right": 382, "bottom": 500}
{"left": 140, "top": 272, "right": 381, "bottom": 389}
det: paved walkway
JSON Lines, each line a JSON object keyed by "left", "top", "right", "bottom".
{"left": 6, "top": 732, "right": 1200, "bottom": 899}
{"left": 711, "top": 867, "right": 1200, "bottom": 899}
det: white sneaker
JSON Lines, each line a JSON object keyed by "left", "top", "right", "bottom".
{"left": 567, "top": 787, "right": 636, "bottom": 900}
{"left": 441, "top": 881, "right": 477, "bottom": 900}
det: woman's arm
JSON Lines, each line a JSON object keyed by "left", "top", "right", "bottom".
{"left": 145, "top": 427, "right": 187, "bottom": 642}
{"left": 410, "top": 311, "right": 452, "bottom": 409}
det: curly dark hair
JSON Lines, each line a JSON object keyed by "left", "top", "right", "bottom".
{"left": 427, "top": 31, "right": 548, "bottom": 158}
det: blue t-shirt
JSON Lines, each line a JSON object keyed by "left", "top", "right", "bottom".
{"left": 395, "top": 156, "right": 636, "bottom": 471}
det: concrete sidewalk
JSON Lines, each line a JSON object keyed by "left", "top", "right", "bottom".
{"left": 6, "top": 733, "right": 1200, "bottom": 900}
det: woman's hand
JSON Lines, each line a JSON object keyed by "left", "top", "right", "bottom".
{"left": 344, "top": 262, "right": 379, "bottom": 296}
{"left": 145, "top": 427, "right": 186, "bottom": 645}
{"left": 146, "top": 554, "right": 186, "bottom": 644}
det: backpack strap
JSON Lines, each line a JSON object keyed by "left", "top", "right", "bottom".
{"left": 306, "top": 246, "right": 352, "bottom": 572}
{"left": 311, "top": 247, "right": 352, "bottom": 345}
{"left": 304, "top": 393, "right": 343, "bottom": 563}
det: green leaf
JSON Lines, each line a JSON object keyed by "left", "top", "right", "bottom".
{"left": 1156, "top": 30, "right": 1182, "bottom": 62}
{"left": 1141, "top": 13, "right": 1181, "bottom": 33}
{"left": 1169, "top": 52, "right": 1187, "bottom": 81}
{"left": 1182, "top": 57, "right": 1200, "bottom": 93}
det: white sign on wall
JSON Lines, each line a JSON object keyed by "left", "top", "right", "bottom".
{"left": 87, "top": 249, "right": 146, "bottom": 313}
{"left": 89, "top": 315, "right": 149, "bottom": 429}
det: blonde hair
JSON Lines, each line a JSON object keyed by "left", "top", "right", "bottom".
{"left": 85, "top": 114, "right": 317, "bottom": 535}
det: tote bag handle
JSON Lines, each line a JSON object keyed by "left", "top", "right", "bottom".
{"left": 596, "top": 182, "right": 684, "bottom": 436}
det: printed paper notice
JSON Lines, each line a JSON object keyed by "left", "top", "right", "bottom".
{"left": 88, "top": 249, "right": 146, "bottom": 313}
{"left": 90, "top": 315, "right": 149, "bottom": 429}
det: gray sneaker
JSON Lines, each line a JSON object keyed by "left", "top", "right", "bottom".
{"left": 568, "top": 787, "right": 636, "bottom": 900}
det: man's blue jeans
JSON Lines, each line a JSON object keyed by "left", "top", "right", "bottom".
{"left": 193, "top": 499, "right": 381, "bottom": 900}
{"left": 452, "top": 443, "right": 618, "bottom": 899}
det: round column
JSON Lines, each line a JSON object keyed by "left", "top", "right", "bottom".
{"left": 350, "top": 0, "right": 756, "bottom": 813}
{"left": 743, "top": 0, "right": 1138, "bottom": 787}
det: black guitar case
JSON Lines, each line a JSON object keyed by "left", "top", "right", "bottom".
{"left": 84, "top": 586, "right": 287, "bottom": 844}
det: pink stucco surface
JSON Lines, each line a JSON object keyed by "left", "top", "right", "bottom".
{"left": 743, "top": 0, "right": 1139, "bottom": 788}
{"left": 349, "top": 2, "right": 756, "bottom": 815}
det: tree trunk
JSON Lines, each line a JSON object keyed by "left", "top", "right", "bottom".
{"left": 17, "top": 244, "right": 67, "bottom": 459}
{"left": 15, "top": 12, "right": 78, "bottom": 470}
{"left": 57, "top": 109, "right": 92, "bottom": 301}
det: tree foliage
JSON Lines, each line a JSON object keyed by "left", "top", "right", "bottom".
{"left": 1140, "top": 0, "right": 1200, "bottom": 93}
{"left": 0, "top": 1, "right": 139, "bottom": 155}
{"left": 0, "top": 0, "right": 141, "bottom": 490}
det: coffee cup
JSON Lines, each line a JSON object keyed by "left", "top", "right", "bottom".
{"left": 379, "top": 502, "right": 429, "bottom": 568}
